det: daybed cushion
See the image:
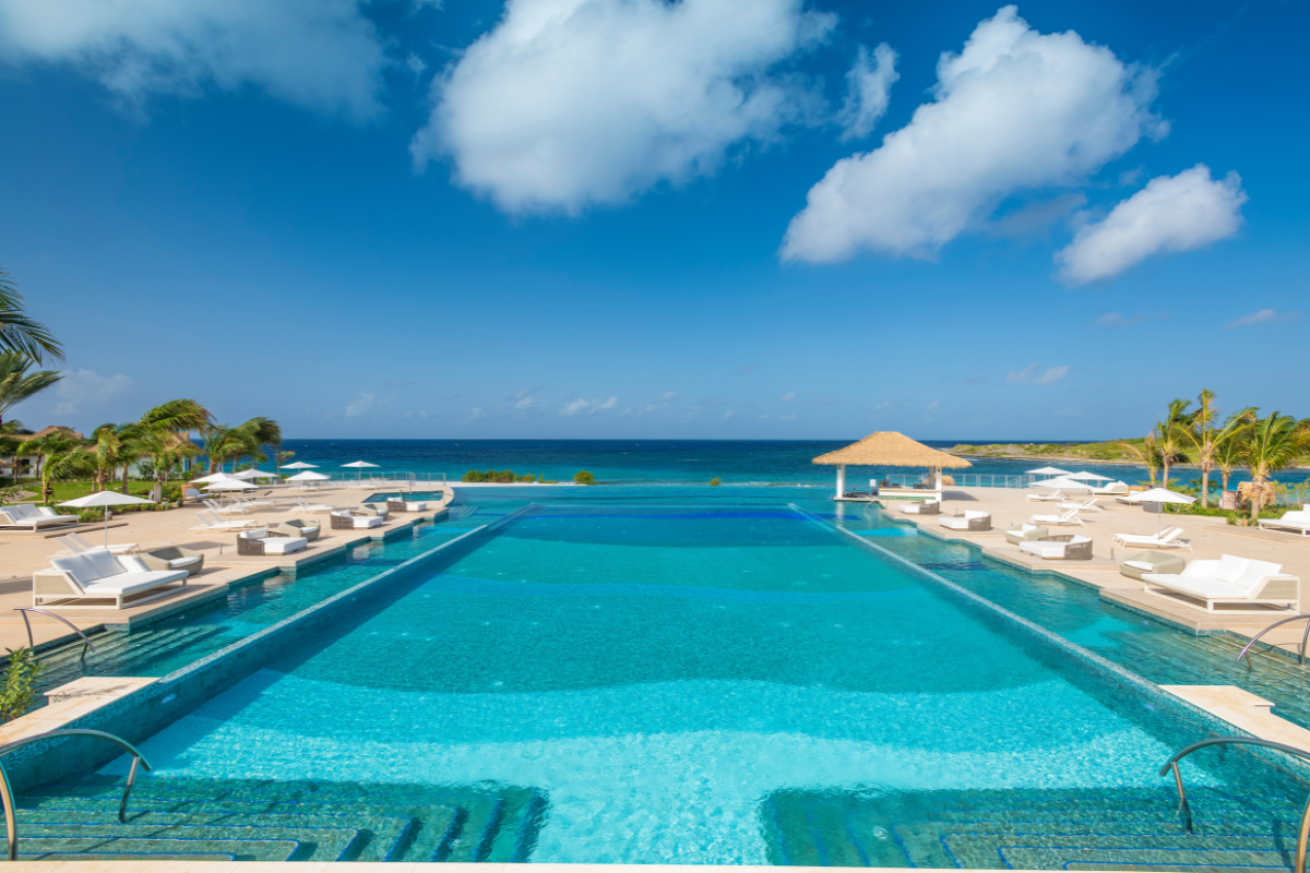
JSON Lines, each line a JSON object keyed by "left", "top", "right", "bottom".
{"left": 84, "top": 570, "right": 187, "bottom": 595}
{"left": 262, "top": 536, "right": 307, "bottom": 555}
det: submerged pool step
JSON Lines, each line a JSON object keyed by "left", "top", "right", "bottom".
{"left": 16, "top": 836, "right": 299, "bottom": 862}
{"left": 35, "top": 625, "right": 233, "bottom": 692}
{"left": 764, "top": 787, "right": 1304, "bottom": 869}
{"left": 22, "top": 774, "right": 548, "bottom": 863}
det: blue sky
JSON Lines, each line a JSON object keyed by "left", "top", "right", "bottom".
{"left": 1, "top": 0, "right": 1305, "bottom": 440}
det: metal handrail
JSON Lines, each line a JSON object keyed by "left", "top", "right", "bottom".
{"left": 0, "top": 729, "right": 151, "bottom": 860}
{"left": 12, "top": 609, "right": 96, "bottom": 665}
{"left": 1238, "top": 614, "right": 1310, "bottom": 666}
{"left": 1160, "top": 736, "right": 1310, "bottom": 873}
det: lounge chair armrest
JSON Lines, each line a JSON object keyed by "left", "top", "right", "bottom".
{"left": 1254, "top": 574, "right": 1301, "bottom": 601}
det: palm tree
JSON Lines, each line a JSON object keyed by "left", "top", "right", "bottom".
{"left": 88, "top": 423, "right": 133, "bottom": 492}
{"left": 136, "top": 430, "right": 200, "bottom": 502}
{"left": 130, "top": 399, "right": 210, "bottom": 489}
{"left": 1172, "top": 391, "right": 1256, "bottom": 508}
{"left": 275, "top": 450, "right": 295, "bottom": 478}
{"left": 1121, "top": 434, "right": 1161, "bottom": 487}
{"left": 0, "top": 268, "right": 63, "bottom": 364}
{"left": 1154, "top": 398, "right": 1192, "bottom": 490}
{"left": 232, "top": 417, "right": 281, "bottom": 471}
{"left": 25, "top": 432, "right": 88, "bottom": 503}
{"left": 1242, "top": 411, "right": 1310, "bottom": 521}
{"left": 0, "top": 352, "right": 62, "bottom": 431}
{"left": 1213, "top": 411, "right": 1253, "bottom": 500}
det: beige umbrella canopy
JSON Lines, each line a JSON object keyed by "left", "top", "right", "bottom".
{"left": 813, "top": 431, "right": 971, "bottom": 497}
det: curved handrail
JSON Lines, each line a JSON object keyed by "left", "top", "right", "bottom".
{"left": 13, "top": 608, "right": 96, "bottom": 666}
{"left": 1238, "top": 614, "right": 1310, "bottom": 666}
{"left": 0, "top": 729, "right": 151, "bottom": 861}
{"left": 1160, "top": 736, "right": 1310, "bottom": 873}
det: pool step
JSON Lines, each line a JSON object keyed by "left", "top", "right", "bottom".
{"left": 17, "top": 836, "right": 299, "bottom": 862}
{"left": 35, "top": 625, "right": 232, "bottom": 694}
{"left": 21, "top": 774, "right": 548, "bottom": 863}
{"left": 764, "top": 787, "right": 1305, "bottom": 869}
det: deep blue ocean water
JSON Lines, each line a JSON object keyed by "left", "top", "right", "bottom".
{"left": 276, "top": 438, "right": 1301, "bottom": 489}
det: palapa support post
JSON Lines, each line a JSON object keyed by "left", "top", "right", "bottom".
{"left": 835, "top": 465, "right": 846, "bottom": 498}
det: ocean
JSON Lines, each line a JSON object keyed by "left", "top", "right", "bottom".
{"left": 273, "top": 439, "right": 1304, "bottom": 489}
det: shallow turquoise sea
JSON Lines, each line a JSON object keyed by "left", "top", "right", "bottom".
{"left": 277, "top": 438, "right": 1298, "bottom": 488}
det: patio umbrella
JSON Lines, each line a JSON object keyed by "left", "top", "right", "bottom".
{"left": 59, "top": 490, "right": 156, "bottom": 548}
{"left": 231, "top": 468, "right": 277, "bottom": 480}
{"left": 287, "top": 471, "right": 329, "bottom": 481}
{"left": 282, "top": 462, "right": 318, "bottom": 470}
{"left": 342, "top": 461, "right": 379, "bottom": 481}
{"left": 1124, "top": 487, "right": 1196, "bottom": 533}
{"left": 1066, "top": 471, "right": 1115, "bottom": 482}
{"left": 205, "top": 478, "right": 258, "bottom": 509}
{"left": 191, "top": 472, "right": 238, "bottom": 484}
{"left": 1027, "top": 466, "right": 1072, "bottom": 477}
{"left": 1031, "top": 476, "right": 1093, "bottom": 492}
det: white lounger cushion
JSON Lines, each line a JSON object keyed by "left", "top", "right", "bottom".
{"left": 47, "top": 553, "right": 187, "bottom": 600}
{"left": 262, "top": 536, "right": 307, "bottom": 554}
{"left": 1124, "top": 560, "right": 1157, "bottom": 571}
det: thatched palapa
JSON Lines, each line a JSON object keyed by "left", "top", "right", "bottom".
{"left": 812, "top": 432, "right": 972, "bottom": 469}
{"left": 814, "top": 432, "right": 970, "bottom": 500}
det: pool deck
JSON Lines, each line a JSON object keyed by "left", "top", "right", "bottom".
{"left": 0, "top": 483, "right": 454, "bottom": 652}
{"left": 886, "top": 485, "right": 1310, "bottom": 651}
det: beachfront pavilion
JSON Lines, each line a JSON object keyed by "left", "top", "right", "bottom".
{"left": 813, "top": 431, "right": 972, "bottom": 502}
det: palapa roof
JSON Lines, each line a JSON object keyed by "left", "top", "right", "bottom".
{"left": 812, "top": 431, "right": 972, "bottom": 469}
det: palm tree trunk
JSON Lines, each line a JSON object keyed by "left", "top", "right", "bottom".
{"left": 121, "top": 463, "right": 130, "bottom": 494}
{"left": 1250, "top": 471, "right": 1267, "bottom": 522}
{"left": 1199, "top": 464, "right": 1211, "bottom": 508}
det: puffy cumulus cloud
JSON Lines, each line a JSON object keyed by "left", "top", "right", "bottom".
{"left": 782, "top": 5, "right": 1164, "bottom": 263}
{"left": 412, "top": 0, "right": 835, "bottom": 213}
{"left": 1007, "top": 364, "right": 1069, "bottom": 385}
{"left": 53, "top": 369, "right": 131, "bottom": 415}
{"left": 837, "top": 42, "right": 897, "bottom": 140}
{"left": 0, "top": 0, "right": 388, "bottom": 118}
{"left": 1057, "top": 165, "right": 1246, "bottom": 284}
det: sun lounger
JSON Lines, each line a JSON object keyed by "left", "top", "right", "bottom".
{"left": 274, "top": 519, "right": 320, "bottom": 541}
{"left": 0, "top": 503, "right": 79, "bottom": 529}
{"left": 1112, "top": 526, "right": 1191, "bottom": 552}
{"left": 237, "top": 528, "right": 308, "bottom": 556}
{"left": 940, "top": 511, "right": 991, "bottom": 531}
{"left": 295, "top": 498, "right": 335, "bottom": 513}
{"left": 190, "top": 511, "right": 260, "bottom": 531}
{"left": 1142, "top": 554, "right": 1300, "bottom": 613}
{"left": 899, "top": 500, "right": 940, "bottom": 515}
{"left": 53, "top": 532, "right": 138, "bottom": 557}
{"left": 1026, "top": 490, "right": 1065, "bottom": 502}
{"left": 1031, "top": 508, "right": 1085, "bottom": 527}
{"left": 33, "top": 551, "right": 188, "bottom": 609}
{"left": 204, "top": 499, "right": 250, "bottom": 515}
{"left": 1005, "top": 523, "right": 1049, "bottom": 545}
{"left": 386, "top": 498, "right": 429, "bottom": 512}
{"left": 141, "top": 546, "right": 205, "bottom": 574}
{"left": 1057, "top": 497, "right": 1102, "bottom": 513}
{"left": 330, "top": 510, "right": 382, "bottom": 529}
{"left": 1258, "top": 505, "right": 1310, "bottom": 537}
{"left": 1019, "top": 534, "right": 1092, "bottom": 560}
{"left": 1092, "top": 481, "right": 1129, "bottom": 496}
{"left": 1118, "top": 550, "right": 1185, "bottom": 580}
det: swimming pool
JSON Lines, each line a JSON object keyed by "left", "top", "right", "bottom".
{"left": 12, "top": 488, "right": 1288, "bottom": 865}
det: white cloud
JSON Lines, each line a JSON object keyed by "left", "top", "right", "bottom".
{"left": 1225, "top": 309, "right": 1303, "bottom": 330}
{"left": 412, "top": 0, "right": 835, "bottom": 213}
{"left": 1093, "top": 311, "right": 1169, "bottom": 329}
{"left": 779, "top": 391, "right": 796, "bottom": 401}
{"left": 659, "top": 391, "right": 679, "bottom": 401}
{"left": 0, "top": 0, "right": 389, "bottom": 118}
{"left": 53, "top": 369, "right": 131, "bottom": 415}
{"left": 468, "top": 407, "right": 485, "bottom": 419}
{"left": 1057, "top": 165, "right": 1247, "bottom": 284}
{"left": 837, "top": 42, "right": 897, "bottom": 140}
{"left": 782, "top": 5, "right": 1164, "bottom": 263}
{"left": 344, "top": 393, "right": 376, "bottom": 417}
{"left": 514, "top": 396, "right": 540, "bottom": 409}
{"left": 722, "top": 410, "right": 735, "bottom": 419}
{"left": 559, "top": 396, "right": 619, "bottom": 416}
{"left": 1007, "top": 364, "right": 1069, "bottom": 385}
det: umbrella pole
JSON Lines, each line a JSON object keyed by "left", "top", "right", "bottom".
{"left": 104, "top": 507, "right": 110, "bottom": 548}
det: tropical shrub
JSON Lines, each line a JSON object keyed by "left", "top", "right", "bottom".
{"left": 574, "top": 470, "right": 596, "bottom": 485}
{"left": 709, "top": 477, "right": 721, "bottom": 486}
{"left": 461, "top": 470, "right": 485, "bottom": 482}
{"left": 517, "top": 474, "right": 536, "bottom": 483}
{"left": 0, "top": 647, "right": 42, "bottom": 723}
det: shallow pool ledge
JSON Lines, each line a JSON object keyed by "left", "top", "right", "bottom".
{"left": 1163, "top": 684, "right": 1310, "bottom": 750}
{"left": 0, "top": 676, "right": 155, "bottom": 747}
{"left": 0, "top": 863, "right": 1070, "bottom": 873}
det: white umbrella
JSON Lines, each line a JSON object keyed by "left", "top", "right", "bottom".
{"left": 342, "top": 460, "right": 379, "bottom": 481}
{"left": 191, "top": 472, "right": 238, "bottom": 484}
{"left": 205, "top": 478, "right": 258, "bottom": 509}
{"left": 1066, "top": 471, "right": 1115, "bottom": 482}
{"left": 59, "top": 490, "right": 156, "bottom": 548}
{"left": 282, "top": 462, "right": 318, "bottom": 470}
{"left": 231, "top": 468, "right": 277, "bottom": 480}
{"left": 1031, "top": 476, "right": 1094, "bottom": 492}
{"left": 287, "top": 471, "right": 329, "bottom": 481}
{"left": 1124, "top": 487, "right": 1196, "bottom": 533}
{"left": 1027, "top": 466, "right": 1072, "bottom": 476}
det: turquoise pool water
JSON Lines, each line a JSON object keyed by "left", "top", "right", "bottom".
{"left": 79, "top": 488, "right": 1301, "bottom": 865}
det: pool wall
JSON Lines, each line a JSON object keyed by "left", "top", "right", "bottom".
{"left": 4, "top": 507, "right": 526, "bottom": 791}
